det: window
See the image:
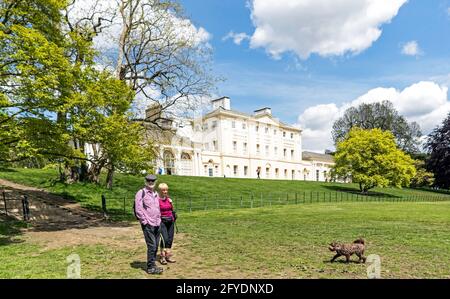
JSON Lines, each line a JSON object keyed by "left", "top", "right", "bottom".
{"left": 204, "top": 143, "right": 209, "bottom": 151}
{"left": 283, "top": 131, "right": 286, "bottom": 137}
{"left": 244, "top": 166, "right": 248, "bottom": 176}
{"left": 213, "top": 140, "right": 217, "bottom": 151}
{"left": 265, "top": 145, "right": 269, "bottom": 156}
{"left": 292, "top": 170, "right": 295, "bottom": 180}
{"left": 291, "top": 132, "right": 294, "bottom": 139}
{"left": 283, "top": 149, "right": 287, "bottom": 158}
{"left": 284, "top": 169, "right": 288, "bottom": 178}
{"left": 275, "top": 168, "right": 279, "bottom": 178}
{"left": 233, "top": 141, "right": 237, "bottom": 152}
{"left": 265, "top": 127, "right": 269, "bottom": 134}
{"left": 257, "top": 144, "right": 260, "bottom": 154}
{"left": 233, "top": 165, "right": 238, "bottom": 176}
{"left": 212, "top": 120, "right": 217, "bottom": 129}
{"left": 232, "top": 121, "right": 236, "bottom": 129}
{"left": 215, "top": 166, "right": 219, "bottom": 175}
{"left": 266, "top": 167, "right": 270, "bottom": 178}
{"left": 274, "top": 147, "right": 278, "bottom": 155}
{"left": 242, "top": 122, "right": 246, "bottom": 130}
{"left": 291, "top": 150, "right": 294, "bottom": 160}
{"left": 209, "top": 168, "right": 213, "bottom": 177}
{"left": 204, "top": 165, "right": 208, "bottom": 175}
{"left": 316, "top": 170, "right": 320, "bottom": 181}
{"left": 256, "top": 125, "right": 259, "bottom": 132}
{"left": 203, "top": 123, "right": 209, "bottom": 130}
{"left": 274, "top": 130, "right": 277, "bottom": 136}
{"left": 243, "top": 142, "right": 247, "bottom": 153}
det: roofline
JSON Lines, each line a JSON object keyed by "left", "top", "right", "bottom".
{"left": 211, "top": 96, "right": 230, "bottom": 102}
{"left": 201, "top": 108, "right": 302, "bottom": 132}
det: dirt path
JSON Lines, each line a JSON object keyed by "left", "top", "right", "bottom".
{"left": 0, "top": 178, "right": 255, "bottom": 278}
{"left": 0, "top": 179, "right": 198, "bottom": 278}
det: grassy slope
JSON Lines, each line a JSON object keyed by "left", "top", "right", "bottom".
{"left": 1, "top": 202, "right": 450, "bottom": 278}
{"left": 1, "top": 168, "right": 449, "bottom": 217}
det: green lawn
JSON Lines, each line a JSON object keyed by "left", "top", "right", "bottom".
{"left": 1, "top": 168, "right": 449, "bottom": 218}
{"left": 1, "top": 202, "right": 450, "bottom": 278}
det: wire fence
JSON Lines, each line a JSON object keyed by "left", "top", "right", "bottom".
{"left": 100, "top": 190, "right": 450, "bottom": 217}
{"left": 2, "top": 188, "right": 450, "bottom": 221}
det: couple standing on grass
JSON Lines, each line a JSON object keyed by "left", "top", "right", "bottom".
{"left": 134, "top": 174, "right": 177, "bottom": 275}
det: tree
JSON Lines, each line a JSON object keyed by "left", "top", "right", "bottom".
{"left": 1, "top": 0, "right": 158, "bottom": 189}
{"left": 333, "top": 128, "right": 416, "bottom": 193}
{"left": 426, "top": 113, "right": 450, "bottom": 189}
{"left": 332, "top": 101, "right": 422, "bottom": 154}
{"left": 410, "top": 160, "right": 434, "bottom": 188}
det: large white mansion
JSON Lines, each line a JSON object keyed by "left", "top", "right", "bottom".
{"left": 148, "top": 97, "right": 335, "bottom": 182}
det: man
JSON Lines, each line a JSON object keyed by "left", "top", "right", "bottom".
{"left": 135, "top": 174, "right": 163, "bottom": 275}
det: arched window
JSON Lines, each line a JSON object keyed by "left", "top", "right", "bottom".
{"left": 163, "top": 151, "right": 175, "bottom": 175}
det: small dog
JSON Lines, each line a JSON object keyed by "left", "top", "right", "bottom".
{"left": 328, "top": 238, "right": 366, "bottom": 263}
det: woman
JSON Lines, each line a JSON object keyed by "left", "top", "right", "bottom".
{"left": 157, "top": 183, "right": 176, "bottom": 264}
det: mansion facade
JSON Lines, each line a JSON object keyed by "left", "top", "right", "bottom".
{"left": 150, "top": 97, "right": 335, "bottom": 182}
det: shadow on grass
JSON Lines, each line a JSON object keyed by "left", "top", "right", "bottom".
{"left": 324, "top": 259, "right": 365, "bottom": 264}
{"left": 130, "top": 261, "right": 147, "bottom": 272}
{"left": 411, "top": 187, "right": 450, "bottom": 196}
{"left": 0, "top": 168, "right": 17, "bottom": 173}
{"left": 0, "top": 215, "right": 25, "bottom": 246}
{"left": 321, "top": 185, "right": 400, "bottom": 198}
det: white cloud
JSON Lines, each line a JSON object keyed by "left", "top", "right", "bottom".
{"left": 248, "top": 0, "right": 407, "bottom": 59}
{"left": 297, "top": 81, "right": 450, "bottom": 152}
{"left": 401, "top": 41, "right": 422, "bottom": 56}
{"left": 223, "top": 31, "right": 251, "bottom": 45}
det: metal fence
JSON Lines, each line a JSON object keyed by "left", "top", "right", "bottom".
{"left": 100, "top": 190, "right": 450, "bottom": 217}
{"left": 1, "top": 189, "right": 31, "bottom": 221}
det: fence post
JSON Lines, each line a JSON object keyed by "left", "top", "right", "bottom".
{"left": 2, "top": 190, "right": 7, "bottom": 216}
{"left": 123, "top": 197, "right": 126, "bottom": 215}
{"left": 240, "top": 195, "right": 243, "bottom": 208}
{"left": 251, "top": 194, "right": 254, "bottom": 208}
{"left": 189, "top": 198, "right": 192, "bottom": 212}
{"left": 295, "top": 192, "right": 298, "bottom": 205}
{"left": 22, "top": 195, "right": 30, "bottom": 221}
{"left": 101, "top": 194, "right": 107, "bottom": 218}
{"left": 286, "top": 193, "right": 288, "bottom": 205}
{"left": 261, "top": 193, "right": 263, "bottom": 207}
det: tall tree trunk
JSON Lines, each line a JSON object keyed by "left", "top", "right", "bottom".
{"left": 106, "top": 165, "right": 115, "bottom": 190}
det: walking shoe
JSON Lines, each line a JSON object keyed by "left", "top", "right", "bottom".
{"left": 159, "top": 256, "right": 168, "bottom": 265}
{"left": 147, "top": 266, "right": 163, "bottom": 275}
{"left": 166, "top": 256, "right": 176, "bottom": 263}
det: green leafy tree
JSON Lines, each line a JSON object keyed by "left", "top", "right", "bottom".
{"left": 410, "top": 160, "right": 434, "bottom": 188}
{"left": 426, "top": 113, "right": 450, "bottom": 189}
{"left": 332, "top": 101, "right": 422, "bottom": 154}
{"left": 333, "top": 128, "right": 416, "bottom": 193}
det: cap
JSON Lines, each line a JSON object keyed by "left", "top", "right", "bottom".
{"left": 145, "top": 174, "right": 157, "bottom": 181}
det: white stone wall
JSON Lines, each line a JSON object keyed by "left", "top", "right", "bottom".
{"left": 152, "top": 105, "right": 334, "bottom": 181}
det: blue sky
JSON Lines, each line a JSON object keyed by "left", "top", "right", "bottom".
{"left": 179, "top": 0, "right": 450, "bottom": 151}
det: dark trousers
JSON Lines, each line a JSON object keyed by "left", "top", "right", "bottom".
{"left": 160, "top": 220, "right": 175, "bottom": 249}
{"left": 141, "top": 224, "right": 160, "bottom": 268}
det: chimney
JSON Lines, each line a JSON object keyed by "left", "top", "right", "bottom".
{"left": 254, "top": 107, "right": 272, "bottom": 116}
{"left": 211, "top": 97, "right": 231, "bottom": 110}
{"left": 145, "top": 103, "right": 163, "bottom": 122}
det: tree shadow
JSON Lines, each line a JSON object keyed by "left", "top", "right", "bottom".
{"left": 130, "top": 261, "right": 147, "bottom": 272}
{"left": 1, "top": 186, "right": 135, "bottom": 233}
{"left": 0, "top": 168, "right": 18, "bottom": 172}
{"left": 321, "top": 185, "right": 401, "bottom": 198}
{"left": 0, "top": 215, "right": 25, "bottom": 246}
